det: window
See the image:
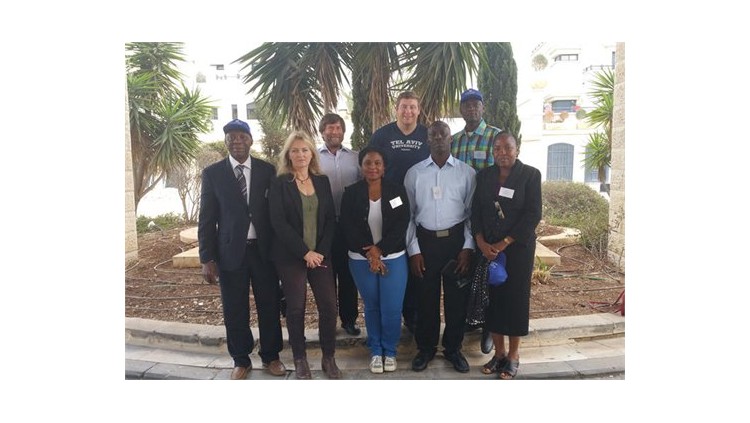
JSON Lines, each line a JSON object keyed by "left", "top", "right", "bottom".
{"left": 547, "top": 143, "right": 574, "bottom": 181}
{"left": 553, "top": 54, "right": 578, "bottom": 62}
{"left": 231, "top": 104, "right": 237, "bottom": 120}
{"left": 246, "top": 102, "right": 257, "bottom": 119}
{"left": 211, "top": 107, "right": 218, "bottom": 120}
{"left": 551, "top": 100, "right": 577, "bottom": 113}
{"left": 611, "top": 51, "right": 616, "bottom": 67}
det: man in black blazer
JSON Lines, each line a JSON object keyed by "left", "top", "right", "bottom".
{"left": 198, "top": 119, "right": 286, "bottom": 380}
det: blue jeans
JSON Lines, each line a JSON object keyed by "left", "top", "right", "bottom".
{"left": 349, "top": 255, "right": 408, "bottom": 357}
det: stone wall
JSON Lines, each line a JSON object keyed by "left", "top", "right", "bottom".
{"left": 125, "top": 80, "right": 139, "bottom": 264}
{"left": 607, "top": 43, "right": 625, "bottom": 271}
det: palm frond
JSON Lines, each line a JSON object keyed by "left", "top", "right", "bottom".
{"left": 399, "top": 43, "right": 481, "bottom": 123}
{"left": 302, "top": 43, "right": 351, "bottom": 112}
{"left": 236, "top": 43, "right": 324, "bottom": 135}
{"left": 582, "top": 132, "right": 611, "bottom": 183}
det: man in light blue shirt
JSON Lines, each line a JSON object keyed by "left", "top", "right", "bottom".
{"left": 318, "top": 113, "right": 362, "bottom": 336}
{"left": 403, "top": 121, "right": 476, "bottom": 373}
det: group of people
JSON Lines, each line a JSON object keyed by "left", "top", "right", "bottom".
{"left": 198, "top": 88, "right": 541, "bottom": 381}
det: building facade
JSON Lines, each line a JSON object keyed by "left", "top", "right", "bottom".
{"left": 514, "top": 42, "right": 616, "bottom": 194}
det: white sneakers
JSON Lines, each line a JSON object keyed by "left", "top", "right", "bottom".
{"left": 370, "top": 356, "right": 397, "bottom": 373}
{"left": 384, "top": 356, "right": 397, "bottom": 372}
{"left": 370, "top": 356, "right": 384, "bottom": 374}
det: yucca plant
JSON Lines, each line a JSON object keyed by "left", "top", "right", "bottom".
{"left": 582, "top": 67, "right": 615, "bottom": 184}
{"left": 532, "top": 256, "right": 552, "bottom": 284}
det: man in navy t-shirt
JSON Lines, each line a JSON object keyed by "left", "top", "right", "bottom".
{"left": 369, "top": 91, "right": 430, "bottom": 334}
{"left": 369, "top": 91, "right": 430, "bottom": 185}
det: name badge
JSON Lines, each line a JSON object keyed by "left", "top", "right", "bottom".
{"left": 499, "top": 187, "right": 515, "bottom": 199}
{"left": 432, "top": 186, "right": 443, "bottom": 200}
{"left": 389, "top": 196, "right": 403, "bottom": 209}
{"left": 473, "top": 150, "right": 486, "bottom": 160}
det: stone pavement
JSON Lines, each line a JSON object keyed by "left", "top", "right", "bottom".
{"left": 125, "top": 313, "right": 624, "bottom": 380}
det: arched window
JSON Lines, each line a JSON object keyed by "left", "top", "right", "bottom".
{"left": 547, "top": 143, "right": 574, "bottom": 181}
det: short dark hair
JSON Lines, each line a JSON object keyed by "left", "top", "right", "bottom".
{"left": 358, "top": 145, "right": 388, "bottom": 167}
{"left": 428, "top": 120, "right": 450, "bottom": 135}
{"left": 395, "top": 91, "right": 420, "bottom": 108}
{"left": 493, "top": 130, "right": 520, "bottom": 149}
{"left": 318, "top": 113, "right": 346, "bottom": 133}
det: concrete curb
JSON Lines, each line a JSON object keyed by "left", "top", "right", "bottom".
{"left": 126, "top": 314, "right": 625, "bottom": 354}
{"left": 125, "top": 355, "right": 625, "bottom": 380}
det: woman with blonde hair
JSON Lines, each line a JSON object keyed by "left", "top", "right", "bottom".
{"left": 268, "top": 131, "right": 341, "bottom": 379}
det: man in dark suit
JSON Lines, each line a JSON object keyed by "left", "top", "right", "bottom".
{"left": 198, "top": 119, "right": 286, "bottom": 380}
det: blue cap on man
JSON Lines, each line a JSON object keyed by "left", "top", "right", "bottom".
{"left": 223, "top": 119, "right": 251, "bottom": 135}
{"left": 460, "top": 88, "right": 483, "bottom": 103}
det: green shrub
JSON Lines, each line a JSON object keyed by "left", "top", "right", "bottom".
{"left": 136, "top": 213, "right": 185, "bottom": 234}
{"left": 541, "top": 181, "right": 609, "bottom": 254}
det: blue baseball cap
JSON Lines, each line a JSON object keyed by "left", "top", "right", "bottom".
{"left": 223, "top": 119, "right": 251, "bottom": 135}
{"left": 460, "top": 88, "right": 483, "bottom": 104}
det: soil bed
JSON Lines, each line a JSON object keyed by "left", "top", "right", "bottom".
{"left": 125, "top": 223, "right": 625, "bottom": 327}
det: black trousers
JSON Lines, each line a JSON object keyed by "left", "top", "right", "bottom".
{"left": 413, "top": 226, "right": 469, "bottom": 354}
{"left": 218, "top": 243, "right": 283, "bottom": 367}
{"left": 331, "top": 223, "right": 359, "bottom": 325}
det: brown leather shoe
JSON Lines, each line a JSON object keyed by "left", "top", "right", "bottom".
{"left": 321, "top": 356, "right": 342, "bottom": 379}
{"left": 294, "top": 358, "right": 311, "bottom": 379}
{"left": 263, "top": 360, "right": 287, "bottom": 377}
{"left": 230, "top": 365, "right": 251, "bottom": 380}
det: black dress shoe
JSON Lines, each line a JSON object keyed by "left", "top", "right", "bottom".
{"left": 481, "top": 329, "right": 494, "bottom": 354}
{"left": 444, "top": 351, "right": 470, "bottom": 373}
{"left": 411, "top": 350, "right": 435, "bottom": 372}
{"left": 342, "top": 322, "right": 361, "bottom": 336}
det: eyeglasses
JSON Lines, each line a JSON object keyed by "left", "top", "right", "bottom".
{"left": 494, "top": 201, "right": 505, "bottom": 220}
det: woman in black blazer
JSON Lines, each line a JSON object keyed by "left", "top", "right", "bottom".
{"left": 471, "top": 132, "right": 542, "bottom": 380}
{"left": 268, "top": 131, "right": 340, "bottom": 380}
{"left": 339, "top": 146, "right": 410, "bottom": 374}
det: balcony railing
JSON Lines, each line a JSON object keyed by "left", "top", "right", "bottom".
{"left": 583, "top": 65, "right": 614, "bottom": 73}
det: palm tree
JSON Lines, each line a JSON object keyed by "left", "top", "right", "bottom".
{"left": 583, "top": 67, "right": 615, "bottom": 186}
{"left": 235, "top": 42, "right": 486, "bottom": 142}
{"left": 398, "top": 43, "right": 483, "bottom": 124}
{"left": 126, "top": 42, "right": 213, "bottom": 208}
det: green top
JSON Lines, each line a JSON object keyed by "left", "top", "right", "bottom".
{"left": 300, "top": 192, "right": 319, "bottom": 251}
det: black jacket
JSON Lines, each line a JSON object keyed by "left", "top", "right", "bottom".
{"left": 339, "top": 179, "right": 410, "bottom": 258}
{"left": 198, "top": 156, "right": 276, "bottom": 269}
{"left": 268, "top": 173, "right": 336, "bottom": 261}
{"left": 470, "top": 159, "right": 542, "bottom": 246}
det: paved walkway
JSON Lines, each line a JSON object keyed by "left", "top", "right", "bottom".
{"left": 126, "top": 313, "right": 624, "bottom": 380}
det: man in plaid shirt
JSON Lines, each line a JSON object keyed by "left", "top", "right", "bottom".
{"left": 450, "top": 88, "right": 503, "bottom": 355}
{"left": 451, "top": 89, "right": 503, "bottom": 171}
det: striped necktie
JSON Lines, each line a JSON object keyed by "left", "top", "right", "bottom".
{"left": 235, "top": 164, "right": 248, "bottom": 204}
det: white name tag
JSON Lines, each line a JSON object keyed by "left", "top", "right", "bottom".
{"left": 473, "top": 150, "right": 486, "bottom": 160}
{"left": 389, "top": 196, "right": 403, "bottom": 209}
{"left": 499, "top": 187, "right": 515, "bottom": 198}
{"left": 432, "top": 186, "right": 442, "bottom": 200}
